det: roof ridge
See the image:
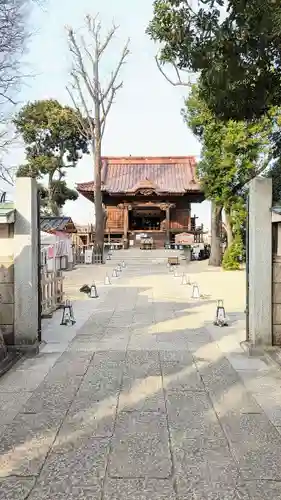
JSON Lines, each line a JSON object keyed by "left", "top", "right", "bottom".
{"left": 101, "top": 156, "right": 196, "bottom": 165}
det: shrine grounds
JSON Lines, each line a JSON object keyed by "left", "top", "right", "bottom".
{"left": 1, "top": 251, "right": 281, "bottom": 499}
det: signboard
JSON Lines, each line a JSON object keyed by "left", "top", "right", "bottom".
{"left": 84, "top": 249, "right": 93, "bottom": 264}
{"left": 136, "top": 233, "right": 148, "bottom": 241}
{"left": 175, "top": 232, "right": 194, "bottom": 245}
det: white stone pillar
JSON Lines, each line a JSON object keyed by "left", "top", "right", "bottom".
{"left": 14, "top": 177, "right": 39, "bottom": 350}
{"left": 248, "top": 177, "right": 272, "bottom": 347}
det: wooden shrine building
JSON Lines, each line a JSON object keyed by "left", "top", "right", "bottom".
{"left": 77, "top": 156, "right": 204, "bottom": 249}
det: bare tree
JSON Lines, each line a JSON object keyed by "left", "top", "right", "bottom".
{"left": 0, "top": 0, "right": 42, "bottom": 189}
{"left": 0, "top": 0, "right": 29, "bottom": 106}
{"left": 66, "top": 15, "right": 130, "bottom": 255}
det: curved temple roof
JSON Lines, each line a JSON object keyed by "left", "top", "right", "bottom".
{"left": 77, "top": 156, "right": 202, "bottom": 199}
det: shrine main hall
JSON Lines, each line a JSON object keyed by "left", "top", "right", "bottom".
{"left": 77, "top": 156, "right": 204, "bottom": 248}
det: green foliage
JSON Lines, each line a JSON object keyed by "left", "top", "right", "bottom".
{"left": 184, "top": 84, "right": 276, "bottom": 265}
{"left": 222, "top": 234, "right": 243, "bottom": 271}
{"left": 14, "top": 99, "right": 89, "bottom": 167}
{"left": 51, "top": 180, "right": 78, "bottom": 205}
{"left": 148, "top": 0, "right": 281, "bottom": 121}
{"left": 265, "top": 159, "right": 281, "bottom": 205}
{"left": 230, "top": 197, "right": 247, "bottom": 238}
{"left": 184, "top": 85, "right": 274, "bottom": 208}
{"left": 14, "top": 99, "right": 89, "bottom": 214}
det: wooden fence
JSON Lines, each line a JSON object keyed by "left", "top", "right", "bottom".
{"left": 41, "top": 271, "right": 64, "bottom": 317}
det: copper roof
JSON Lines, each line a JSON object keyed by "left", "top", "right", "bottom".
{"left": 40, "top": 216, "right": 77, "bottom": 233}
{"left": 77, "top": 156, "right": 201, "bottom": 195}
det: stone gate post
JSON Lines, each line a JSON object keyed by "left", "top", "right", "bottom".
{"left": 14, "top": 177, "right": 39, "bottom": 350}
{"left": 248, "top": 177, "right": 272, "bottom": 347}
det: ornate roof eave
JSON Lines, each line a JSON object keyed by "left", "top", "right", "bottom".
{"left": 78, "top": 187, "right": 203, "bottom": 198}
{"left": 105, "top": 190, "right": 188, "bottom": 197}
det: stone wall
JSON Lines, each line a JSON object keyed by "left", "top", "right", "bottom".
{"left": 0, "top": 223, "right": 14, "bottom": 255}
{"left": 0, "top": 257, "right": 14, "bottom": 346}
{"left": 0, "top": 221, "right": 14, "bottom": 346}
{"left": 273, "top": 255, "right": 281, "bottom": 345}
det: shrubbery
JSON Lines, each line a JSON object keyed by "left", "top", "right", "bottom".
{"left": 222, "top": 234, "right": 243, "bottom": 270}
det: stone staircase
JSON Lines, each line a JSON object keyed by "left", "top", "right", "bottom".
{"left": 108, "top": 248, "right": 184, "bottom": 267}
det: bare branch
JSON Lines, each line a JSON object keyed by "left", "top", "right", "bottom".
{"left": 67, "top": 26, "right": 96, "bottom": 101}
{"left": 101, "top": 39, "right": 130, "bottom": 104}
{"left": 100, "top": 82, "right": 123, "bottom": 137}
{"left": 66, "top": 14, "right": 130, "bottom": 142}
{"left": 0, "top": 164, "right": 15, "bottom": 186}
{"left": 155, "top": 55, "right": 192, "bottom": 87}
{"left": 98, "top": 24, "right": 118, "bottom": 58}
{"left": 0, "top": 0, "right": 42, "bottom": 109}
{"left": 66, "top": 83, "right": 92, "bottom": 140}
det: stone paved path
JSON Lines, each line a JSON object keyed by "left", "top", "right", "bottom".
{"left": 1, "top": 251, "right": 281, "bottom": 499}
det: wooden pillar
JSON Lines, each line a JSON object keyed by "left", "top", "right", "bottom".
{"left": 165, "top": 205, "right": 170, "bottom": 244}
{"left": 160, "top": 203, "right": 173, "bottom": 244}
{"left": 124, "top": 205, "right": 128, "bottom": 240}
{"left": 118, "top": 203, "right": 131, "bottom": 249}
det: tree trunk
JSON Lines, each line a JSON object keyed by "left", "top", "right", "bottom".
{"left": 47, "top": 173, "right": 60, "bottom": 216}
{"left": 224, "top": 209, "right": 233, "bottom": 248}
{"left": 93, "top": 138, "right": 104, "bottom": 257}
{"left": 209, "top": 201, "right": 222, "bottom": 267}
{"left": 224, "top": 208, "right": 233, "bottom": 248}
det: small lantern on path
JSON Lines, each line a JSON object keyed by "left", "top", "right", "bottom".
{"left": 104, "top": 274, "right": 111, "bottom": 285}
{"left": 60, "top": 299, "right": 76, "bottom": 326}
{"left": 90, "top": 282, "right": 99, "bottom": 298}
{"left": 214, "top": 300, "right": 228, "bottom": 327}
{"left": 181, "top": 273, "right": 188, "bottom": 285}
{"left": 191, "top": 283, "right": 200, "bottom": 299}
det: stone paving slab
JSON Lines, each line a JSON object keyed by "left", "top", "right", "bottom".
{"left": 175, "top": 438, "right": 240, "bottom": 485}
{"left": 109, "top": 412, "right": 172, "bottom": 478}
{"left": 27, "top": 483, "right": 102, "bottom": 500}
{"left": 21, "top": 386, "right": 78, "bottom": 415}
{"left": 48, "top": 351, "right": 94, "bottom": 375}
{"left": 161, "top": 360, "right": 205, "bottom": 391}
{"left": 232, "top": 442, "right": 281, "bottom": 480}
{"left": 209, "top": 384, "right": 263, "bottom": 417}
{"left": 0, "top": 368, "right": 47, "bottom": 392}
{"left": 176, "top": 478, "right": 251, "bottom": 500}
{"left": 244, "top": 480, "right": 281, "bottom": 499}
{"left": 56, "top": 398, "right": 117, "bottom": 441}
{"left": 119, "top": 384, "right": 165, "bottom": 412}
{"left": 0, "top": 392, "right": 32, "bottom": 424}
{"left": 39, "top": 437, "right": 110, "bottom": 486}
{"left": 165, "top": 390, "right": 221, "bottom": 436}
{"left": 0, "top": 477, "right": 36, "bottom": 500}
{"left": 104, "top": 478, "right": 176, "bottom": 499}
{"left": 2, "top": 255, "right": 281, "bottom": 499}
{"left": 0, "top": 411, "right": 62, "bottom": 476}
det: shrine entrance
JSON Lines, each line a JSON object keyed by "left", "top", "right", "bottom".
{"left": 129, "top": 207, "right": 163, "bottom": 231}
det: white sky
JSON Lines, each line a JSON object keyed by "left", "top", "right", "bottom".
{"left": 1, "top": 0, "right": 210, "bottom": 229}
